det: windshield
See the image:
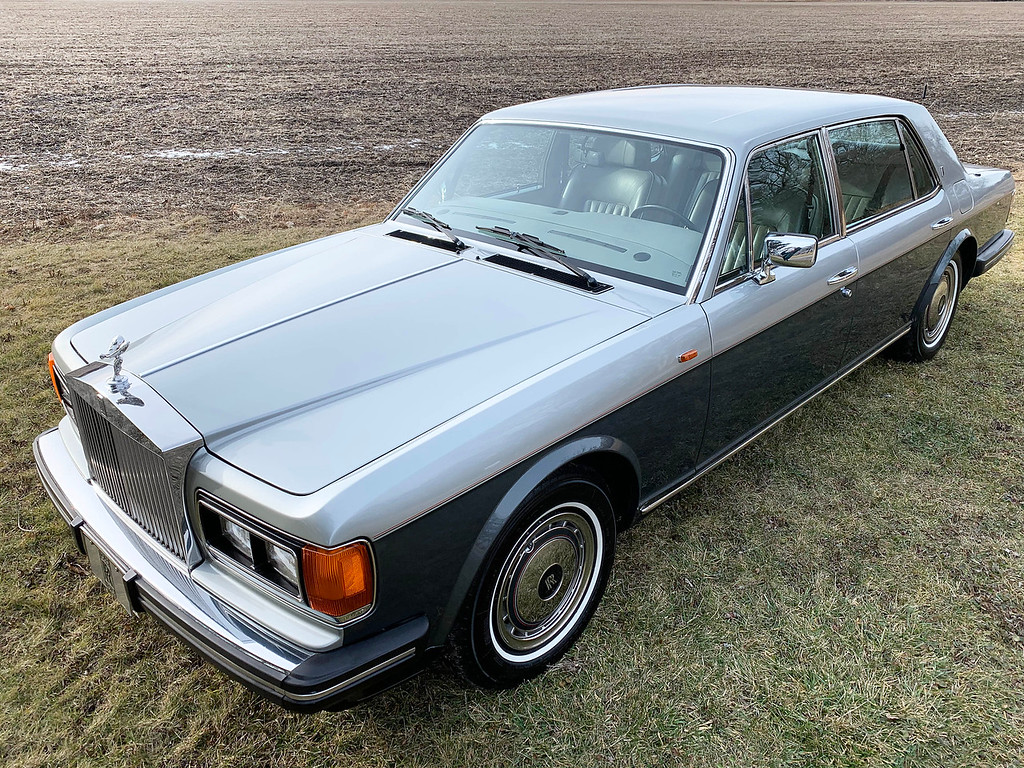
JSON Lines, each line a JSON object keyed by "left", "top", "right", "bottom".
{"left": 399, "top": 122, "right": 727, "bottom": 294}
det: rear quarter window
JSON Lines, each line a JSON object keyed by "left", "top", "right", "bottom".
{"left": 903, "top": 127, "right": 938, "bottom": 197}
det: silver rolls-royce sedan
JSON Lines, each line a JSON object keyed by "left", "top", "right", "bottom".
{"left": 34, "top": 86, "right": 1015, "bottom": 710}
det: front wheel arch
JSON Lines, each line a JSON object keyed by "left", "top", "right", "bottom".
{"left": 447, "top": 465, "right": 617, "bottom": 686}
{"left": 434, "top": 437, "right": 639, "bottom": 654}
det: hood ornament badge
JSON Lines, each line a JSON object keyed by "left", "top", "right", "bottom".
{"left": 98, "top": 335, "right": 141, "bottom": 404}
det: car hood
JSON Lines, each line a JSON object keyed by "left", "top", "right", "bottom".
{"left": 70, "top": 230, "right": 646, "bottom": 494}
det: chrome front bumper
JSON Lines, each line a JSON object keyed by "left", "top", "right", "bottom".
{"left": 33, "top": 426, "right": 427, "bottom": 711}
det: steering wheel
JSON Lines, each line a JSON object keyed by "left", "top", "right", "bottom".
{"left": 629, "top": 205, "right": 697, "bottom": 230}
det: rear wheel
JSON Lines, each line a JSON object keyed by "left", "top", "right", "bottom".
{"left": 449, "top": 468, "right": 616, "bottom": 688}
{"left": 902, "top": 253, "right": 962, "bottom": 362}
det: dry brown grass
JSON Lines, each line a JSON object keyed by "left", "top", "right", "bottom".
{"left": 2, "top": 2, "right": 1024, "bottom": 766}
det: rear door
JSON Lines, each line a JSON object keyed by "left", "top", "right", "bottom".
{"left": 698, "top": 130, "right": 859, "bottom": 465}
{"left": 825, "top": 118, "right": 955, "bottom": 364}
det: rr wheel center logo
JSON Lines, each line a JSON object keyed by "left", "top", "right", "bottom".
{"left": 538, "top": 563, "right": 564, "bottom": 601}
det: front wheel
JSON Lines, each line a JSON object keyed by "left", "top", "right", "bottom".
{"left": 903, "top": 253, "right": 962, "bottom": 362}
{"left": 449, "top": 468, "right": 616, "bottom": 688}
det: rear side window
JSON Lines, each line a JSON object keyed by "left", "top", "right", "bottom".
{"left": 828, "top": 120, "right": 914, "bottom": 226}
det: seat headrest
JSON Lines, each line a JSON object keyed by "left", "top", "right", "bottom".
{"left": 590, "top": 136, "right": 652, "bottom": 169}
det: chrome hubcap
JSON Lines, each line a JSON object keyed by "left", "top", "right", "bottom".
{"left": 490, "top": 503, "right": 602, "bottom": 662}
{"left": 923, "top": 261, "right": 959, "bottom": 347}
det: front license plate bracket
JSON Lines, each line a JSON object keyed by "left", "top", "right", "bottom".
{"left": 82, "top": 531, "right": 139, "bottom": 615}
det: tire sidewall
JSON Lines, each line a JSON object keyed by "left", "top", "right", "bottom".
{"left": 465, "top": 471, "right": 616, "bottom": 687}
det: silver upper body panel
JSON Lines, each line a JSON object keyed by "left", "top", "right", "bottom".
{"left": 60, "top": 225, "right": 684, "bottom": 498}
{"left": 49, "top": 86, "right": 1009, "bottom": 550}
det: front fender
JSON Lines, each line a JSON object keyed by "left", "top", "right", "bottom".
{"left": 434, "top": 435, "right": 639, "bottom": 645}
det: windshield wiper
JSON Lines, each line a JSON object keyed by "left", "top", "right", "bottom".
{"left": 475, "top": 225, "right": 606, "bottom": 291}
{"left": 400, "top": 207, "right": 466, "bottom": 250}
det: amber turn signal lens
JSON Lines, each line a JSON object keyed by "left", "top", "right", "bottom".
{"left": 302, "top": 541, "right": 374, "bottom": 618}
{"left": 48, "top": 353, "right": 62, "bottom": 403}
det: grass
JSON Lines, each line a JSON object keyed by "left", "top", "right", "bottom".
{"left": 1, "top": 195, "right": 1022, "bottom": 767}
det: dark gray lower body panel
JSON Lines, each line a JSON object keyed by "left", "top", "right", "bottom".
{"left": 974, "top": 228, "right": 1015, "bottom": 277}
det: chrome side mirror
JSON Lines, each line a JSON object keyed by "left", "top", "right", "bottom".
{"left": 754, "top": 233, "right": 819, "bottom": 285}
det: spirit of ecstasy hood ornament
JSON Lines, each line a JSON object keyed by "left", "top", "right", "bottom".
{"left": 99, "top": 335, "right": 131, "bottom": 393}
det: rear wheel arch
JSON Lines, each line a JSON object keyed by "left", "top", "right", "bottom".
{"left": 947, "top": 228, "right": 977, "bottom": 286}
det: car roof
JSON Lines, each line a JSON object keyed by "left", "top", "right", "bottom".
{"left": 482, "top": 85, "right": 925, "bottom": 154}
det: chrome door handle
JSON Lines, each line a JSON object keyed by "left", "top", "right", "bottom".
{"left": 827, "top": 266, "right": 858, "bottom": 285}
{"left": 931, "top": 217, "right": 953, "bottom": 230}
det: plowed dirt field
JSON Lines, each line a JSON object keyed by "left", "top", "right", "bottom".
{"left": 2, "top": 1, "right": 1022, "bottom": 237}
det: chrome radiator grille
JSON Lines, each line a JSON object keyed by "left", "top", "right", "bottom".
{"left": 68, "top": 388, "right": 188, "bottom": 560}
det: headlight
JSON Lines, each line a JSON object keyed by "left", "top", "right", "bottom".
{"left": 198, "top": 492, "right": 302, "bottom": 597}
{"left": 197, "top": 491, "right": 375, "bottom": 620}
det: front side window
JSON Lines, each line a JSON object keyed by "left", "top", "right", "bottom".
{"left": 401, "top": 123, "right": 727, "bottom": 294}
{"left": 746, "top": 133, "right": 835, "bottom": 266}
{"left": 829, "top": 120, "right": 914, "bottom": 226}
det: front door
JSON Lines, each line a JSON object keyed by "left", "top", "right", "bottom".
{"left": 698, "top": 129, "right": 858, "bottom": 465}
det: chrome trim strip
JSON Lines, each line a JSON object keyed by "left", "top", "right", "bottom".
{"left": 843, "top": 184, "right": 943, "bottom": 235}
{"left": 820, "top": 125, "right": 847, "bottom": 238}
{"left": 896, "top": 120, "right": 920, "bottom": 199}
{"left": 284, "top": 647, "right": 417, "bottom": 703}
{"left": 639, "top": 325, "right": 912, "bottom": 514}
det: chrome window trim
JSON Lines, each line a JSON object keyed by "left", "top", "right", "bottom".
{"left": 840, "top": 183, "right": 942, "bottom": 235}
{"left": 195, "top": 489, "right": 378, "bottom": 629}
{"left": 897, "top": 120, "right": 920, "bottom": 200}
{"left": 390, "top": 117, "right": 736, "bottom": 305}
{"left": 819, "top": 125, "right": 847, "bottom": 239}
{"left": 824, "top": 114, "right": 942, "bottom": 234}
{"left": 714, "top": 178, "right": 752, "bottom": 291}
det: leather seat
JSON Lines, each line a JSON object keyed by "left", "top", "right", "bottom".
{"left": 560, "top": 137, "right": 664, "bottom": 216}
{"left": 665, "top": 150, "right": 721, "bottom": 229}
